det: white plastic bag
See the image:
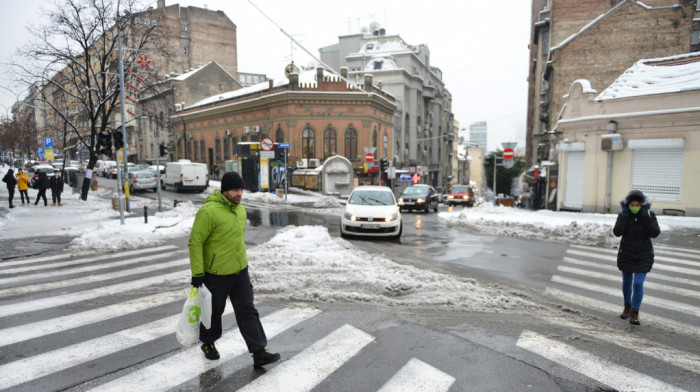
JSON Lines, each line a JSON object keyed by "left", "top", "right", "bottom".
{"left": 198, "top": 285, "right": 212, "bottom": 329}
{"left": 175, "top": 287, "right": 201, "bottom": 346}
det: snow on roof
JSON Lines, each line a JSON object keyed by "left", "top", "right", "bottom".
{"left": 358, "top": 38, "right": 411, "bottom": 54}
{"left": 363, "top": 56, "right": 398, "bottom": 71}
{"left": 167, "top": 61, "right": 236, "bottom": 82}
{"left": 596, "top": 52, "right": 700, "bottom": 100}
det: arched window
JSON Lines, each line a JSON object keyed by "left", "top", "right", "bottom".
{"left": 344, "top": 128, "right": 358, "bottom": 159}
{"left": 372, "top": 128, "right": 378, "bottom": 148}
{"left": 323, "top": 127, "right": 337, "bottom": 159}
{"left": 302, "top": 127, "right": 315, "bottom": 160}
{"left": 275, "top": 126, "right": 284, "bottom": 143}
{"left": 193, "top": 140, "right": 198, "bottom": 161}
{"left": 383, "top": 132, "right": 388, "bottom": 158}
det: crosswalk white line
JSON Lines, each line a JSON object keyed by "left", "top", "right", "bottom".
{"left": 0, "top": 270, "right": 188, "bottom": 318}
{"left": 573, "top": 244, "right": 700, "bottom": 260}
{"left": 0, "top": 247, "right": 118, "bottom": 268}
{"left": 238, "top": 324, "right": 374, "bottom": 392}
{"left": 537, "top": 301, "right": 700, "bottom": 374}
{"left": 516, "top": 330, "right": 687, "bottom": 392}
{"left": 566, "top": 249, "right": 700, "bottom": 269}
{"left": 557, "top": 265, "right": 699, "bottom": 300}
{"left": 544, "top": 288, "right": 700, "bottom": 340}
{"left": 89, "top": 306, "right": 322, "bottom": 392}
{"left": 0, "top": 290, "right": 183, "bottom": 347}
{"left": 550, "top": 275, "right": 700, "bottom": 317}
{"left": 562, "top": 257, "right": 700, "bottom": 288}
{"left": 655, "top": 244, "right": 700, "bottom": 255}
{"left": 0, "top": 245, "right": 179, "bottom": 274}
{"left": 377, "top": 358, "right": 455, "bottom": 392}
{"left": 0, "top": 257, "right": 189, "bottom": 298}
{"left": 0, "top": 249, "right": 187, "bottom": 287}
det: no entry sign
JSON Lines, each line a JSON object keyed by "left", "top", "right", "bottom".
{"left": 503, "top": 148, "right": 515, "bottom": 160}
{"left": 365, "top": 152, "right": 375, "bottom": 162}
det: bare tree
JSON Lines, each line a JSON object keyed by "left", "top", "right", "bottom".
{"left": 15, "top": 0, "right": 169, "bottom": 200}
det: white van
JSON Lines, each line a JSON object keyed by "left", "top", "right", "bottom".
{"left": 95, "top": 160, "right": 116, "bottom": 177}
{"left": 162, "top": 160, "right": 209, "bottom": 192}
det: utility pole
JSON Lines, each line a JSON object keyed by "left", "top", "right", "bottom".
{"left": 116, "top": 0, "right": 128, "bottom": 224}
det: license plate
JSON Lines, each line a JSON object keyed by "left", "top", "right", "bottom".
{"left": 184, "top": 180, "right": 193, "bottom": 183}
{"left": 361, "top": 224, "right": 379, "bottom": 229}
{"left": 403, "top": 202, "right": 415, "bottom": 205}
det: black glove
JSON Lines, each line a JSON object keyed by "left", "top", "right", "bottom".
{"left": 640, "top": 205, "right": 650, "bottom": 218}
{"left": 191, "top": 276, "right": 205, "bottom": 288}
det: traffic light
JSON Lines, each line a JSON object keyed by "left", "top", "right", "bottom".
{"left": 98, "top": 131, "right": 112, "bottom": 157}
{"left": 113, "top": 129, "right": 124, "bottom": 150}
{"left": 159, "top": 143, "right": 168, "bottom": 157}
{"left": 380, "top": 158, "right": 388, "bottom": 172}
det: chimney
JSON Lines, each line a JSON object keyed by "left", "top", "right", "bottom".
{"left": 269, "top": 79, "right": 274, "bottom": 89}
{"left": 316, "top": 67, "right": 324, "bottom": 80}
{"left": 157, "top": 0, "right": 165, "bottom": 8}
{"left": 340, "top": 67, "right": 348, "bottom": 78}
{"left": 289, "top": 73, "right": 299, "bottom": 90}
{"left": 364, "top": 74, "right": 373, "bottom": 88}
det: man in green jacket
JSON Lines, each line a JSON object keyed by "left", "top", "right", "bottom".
{"left": 189, "top": 171, "right": 280, "bottom": 367}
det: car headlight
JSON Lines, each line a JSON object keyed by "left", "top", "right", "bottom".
{"left": 417, "top": 198, "right": 425, "bottom": 204}
{"left": 448, "top": 195, "right": 454, "bottom": 199}
{"left": 343, "top": 211, "right": 356, "bottom": 221}
{"left": 397, "top": 197, "right": 404, "bottom": 204}
{"left": 384, "top": 212, "right": 399, "bottom": 222}
{"left": 463, "top": 195, "right": 469, "bottom": 199}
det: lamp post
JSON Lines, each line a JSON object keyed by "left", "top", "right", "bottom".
{"left": 116, "top": 0, "right": 129, "bottom": 224}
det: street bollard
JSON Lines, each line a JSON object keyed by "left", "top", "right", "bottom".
{"left": 174, "top": 200, "right": 178, "bottom": 208}
{"left": 144, "top": 206, "right": 148, "bottom": 224}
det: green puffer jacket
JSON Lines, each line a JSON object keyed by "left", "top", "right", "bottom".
{"left": 188, "top": 190, "right": 248, "bottom": 277}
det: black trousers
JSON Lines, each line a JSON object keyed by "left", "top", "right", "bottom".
{"left": 200, "top": 267, "right": 267, "bottom": 353}
{"left": 19, "top": 190, "right": 29, "bottom": 204}
{"left": 35, "top": 188, "right": 47, "bottom": 206}
{"left": 52, "top": 191, "right": 61, "bottom": 204}
{"left": 7, "top": 187, "right": 14, "bottom": 207}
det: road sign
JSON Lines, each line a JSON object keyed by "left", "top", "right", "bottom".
{"left": 260, "top": 137, "right": 274, "bottom": 151}
{"left": 278, "top": 142, "right": 291, "bottom": 148}
{"left": 503, "top": 148, "right": 515, "bottom": 160}
{"left": 260, "top": 151, "right": 275, "bottom": 159}
{"left": 44, "top": 137, "right": 53, "bottom": 148}
{"left": 503, "top": 159, "right": 515, "bottom": 168}
{"left": 365, "top": 152, "right": 375, "bottom": 162}
{"left": 37, "top": 147, "right": 44, "bottom": 155}
{"left": 412, "top": 173, "right": 421, "bottom": 183}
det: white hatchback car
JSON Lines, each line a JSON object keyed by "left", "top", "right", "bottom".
{"left": 340, "top": 186, "right": 402, "bottom": 239}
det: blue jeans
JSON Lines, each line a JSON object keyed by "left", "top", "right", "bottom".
{"left": 622, "top": 271, "right": 647, "bottom": 310}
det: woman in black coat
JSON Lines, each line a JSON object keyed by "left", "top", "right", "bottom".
{"left": 34, "top": 171, "right": 49, "bottom": 206}
{"left": 2, "top": 169, "right": 17, "bottom": 208}
{"left": 613, "top": 190, "right": 660, "bottom": 325}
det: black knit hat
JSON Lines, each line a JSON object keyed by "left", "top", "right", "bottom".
{"left": 221, "top": 171, "right": 245, "bottom": 192}
{"left": 626, "top": 190, "right": 645, "bottom": 204}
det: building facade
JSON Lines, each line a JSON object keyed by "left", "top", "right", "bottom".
{"left": 554, "top": 52, "right": 700, "bottom": 216}
{"left": 171, "top": 68, "right": 396, "bottom": 187}
{"left": 468, "top": 121, "right": 487, "bottom": 150}
{"left": 320, "top": 25, "right": 454, "bottom": 188}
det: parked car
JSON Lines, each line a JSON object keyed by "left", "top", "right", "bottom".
{"left": 340, "top": 186, "right": 402, "bottom": 239}
{"left": 397, "top": 184, "right": 440, "bottom": 213}
{"left": 96, "top": 160, "right": 116, "bottom": 177}
{"left": 447, "top": 185, "right": 475, "bottom": 207}
{"left": 127, "top": 170, "right": 158, "bottom": 193}
{"left": 30, "top": 165, "right": 56, "bottom": 189}
{"left": 162, "top": 160, "right": 209, "bottom": 192}
{"left": 148, "top": 165, "right": 166, "bottom": 176}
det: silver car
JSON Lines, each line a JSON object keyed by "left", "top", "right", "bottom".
{"left": 127, "top": 170, "right": 157, "bottom": 192}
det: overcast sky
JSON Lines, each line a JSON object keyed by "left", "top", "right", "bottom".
{"left": 0, "top": 0, "right": 531, "bottom": 153}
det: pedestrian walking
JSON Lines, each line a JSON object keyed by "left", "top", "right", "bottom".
{"left": 188, "top": 171, "right": 280, "bottom": 367}
{"left": 50, "top": 169, "right": 64, "bottom": 207}
{"left": 15, "top": 169, "right": 30, "bottom": 205}
{"left": 34, "top": 171, "right": 49, "bottom": 206}
{"left": 2, "top": 168, "right": 17, "bottom": 208}
{"left": 213, "top": 164, "right": 220, "bottom": 180}
{"left": 613, "top": 189, "right": 661, "bottom": 326}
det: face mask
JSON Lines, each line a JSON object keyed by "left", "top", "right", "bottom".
{"left": 55, "top": 174, "right": 59, "bottom": 177}
{"left": 629, "top": 205, "right": 641, "bottom": 214}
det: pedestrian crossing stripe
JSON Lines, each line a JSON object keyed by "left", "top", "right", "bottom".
{"left": 566, "top": 249, "right": 700, "bottom": 269}
{"left": 557, "top": 265, "right": 699, "bottom": 299}
{"left": 0, "top": 253, "right": 188, "bottom": 296}
{"left": 551, "top": 275, "right": 700, "bottom": 317}
{"left": 562, "top": 256, "right": 700, "bottom": 288}
{"left": 88, "top": 307, "right": 321, "bottom": 392}
{"left": 516, "top": 330, "right": 687, "bottom": 392}
{"left": 0, "top": 270, "right": 189, "bottom": 317}
{"left": 0, "top": 245, "right": 179, "bottom": 271}
{"left": 655, "top": 244, "right": 700, "bottom": 256}
{"left": 377, "top": 358, "right": 455, "bottom": 392}
{"left": 573, "top": 244, "right": 700, "bottom": 260}
{"left": 238, "top": 324, "right": 374, "bottom": 392}
{"left": 544, "top": 288, "right": 700, "bottom": 340}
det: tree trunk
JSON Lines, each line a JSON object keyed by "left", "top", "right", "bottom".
{"left": 80, "top": 154, "right": 99, "bottom": 201}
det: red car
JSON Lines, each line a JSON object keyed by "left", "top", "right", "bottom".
{"left": 447, "top": 185, "right": 474, "bottom": 207}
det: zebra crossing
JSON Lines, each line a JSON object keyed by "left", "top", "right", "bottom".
{"left": 0, "top": 244, "right": 457, "bottom": 391}
{"left": 525, "top": 243, "right": 700, "bottom": 392}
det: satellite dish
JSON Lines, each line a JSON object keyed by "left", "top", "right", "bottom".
{"left": 284, "top": 62, "right": 300, "bottom": 78}
{"left": 369, "top": 21, "right": 380, "bottom": 33}
{"left": 360, "top": 26, "right": 369, "bottom": 34}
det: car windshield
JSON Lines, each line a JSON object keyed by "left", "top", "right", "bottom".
{"left": 402, "top": 187, "right": 428, "bottom": 195}
{"left": 135, "top": 172, "right": 152, "bottom": 178}
{"left": 348, "top": 190, "right": 395, "bottom": 206}
{"left": 452, "top": 186, "right": 470, "bottom": 193}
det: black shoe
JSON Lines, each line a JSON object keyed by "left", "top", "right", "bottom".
{"left": 200, "top": 343, "right": 220, "bottom": 360}
{"left": 253, "top": 348, "right": 280, "bottom": 368}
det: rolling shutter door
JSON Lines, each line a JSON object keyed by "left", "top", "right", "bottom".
{"left": 631, "top": 149, "right": 683, "bottom": 202}
{"left": 563, "top": 151, "right": 585, "bottom": 209}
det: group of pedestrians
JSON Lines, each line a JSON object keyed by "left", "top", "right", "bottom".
{"left": 2, "top": 168, "right": 64, "bottom": 209}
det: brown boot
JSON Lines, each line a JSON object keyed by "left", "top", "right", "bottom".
{"left": 629, "top": 308, "right": 640, "bottom": 325}
{"left": 620, "top": 302, "right": 632, "bottom": 319}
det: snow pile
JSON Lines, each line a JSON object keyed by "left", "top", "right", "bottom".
{"left": 313, "top": 196, "right": 343, "bottom": 208}
{"left": 249, "top": 225, "right": 537, "bottom": 311}
{"left": 439, "top": 204, "right": 618, "bottom": 247}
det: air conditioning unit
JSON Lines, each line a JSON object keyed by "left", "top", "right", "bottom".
{"left": 174, "top": 103, "right": 183, "bottom": 111}
{"left": 252, "top": 125, "right": 260, "bottom": 133}
{"left": 225, "top": 129, "right": 231, "bottom": 136}
{"left": 601, "top": 134, "right": 624, "bottom": 151}
{"left": 308, "top": 158, "right": 320, "bottom": 167}
{"left": 187, "top": 132, "right": 192, "bottom": 139}
{"left": 243, "top": 126, "right": 250, "bottom": 134}
{"left": 296, "top": 159, "right": 308, "bottom": 168}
